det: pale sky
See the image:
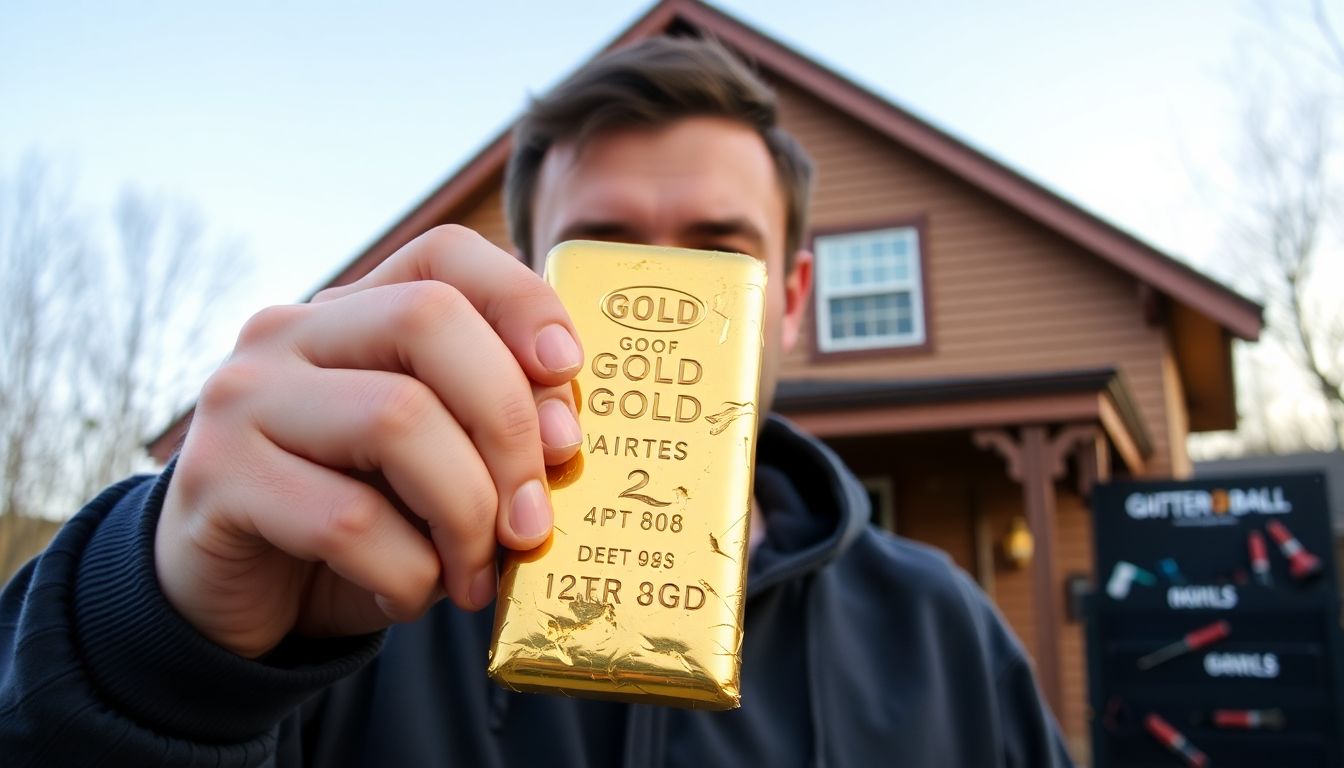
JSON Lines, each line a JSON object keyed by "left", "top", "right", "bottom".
{"left": 0, "top": 0, "right": 1321, "bottom": 366}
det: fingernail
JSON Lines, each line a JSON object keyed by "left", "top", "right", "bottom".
{"left": 510, "top": 479, "right": 552, "bottom": 540}
{"left": 536, "top": 324, "right": 582, "bottom": 373}
{"left": 538, "top": 399, "right": 581, "bottom": 449}
{"left": 469, "top": 565, "right": 496, "bottom": 609}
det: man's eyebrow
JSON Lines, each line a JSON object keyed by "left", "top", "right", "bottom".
{"left": 554, "top": 217, "right": 767, "bottom": 251}
{"left": 555, "top": 220, "right": 638, "bottom": 243}
{"left": 683, "top": 218, "right": 766, "bottom": 251}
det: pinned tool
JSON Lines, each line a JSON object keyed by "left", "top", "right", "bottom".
{"left": 1158, "top": 557, "right": 1186, "bottom": 585}
{"left": 1137, "top": 620, "right": 1231, "bottom": 671}
{"left": 1106, "top": 561, "right": 1157, "bottom": 600}
{"left": 1247, "top": 530, "right": 1272, "bottom": 586}
{"left": 1145, "top": 713, "right": 1208, "bottom": 768}
{"left": 1208, "top": 708, "right": 1286, "bottom": 730}
{"left": 1266, "top": 520, "right": 1322, "bottom": 582}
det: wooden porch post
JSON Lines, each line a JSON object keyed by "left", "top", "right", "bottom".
{"left": 1017, "top": 425, "right": 1062, "bottom": 713}
{"left": 972, "top": 424, "right": 1103, "bottom": 716}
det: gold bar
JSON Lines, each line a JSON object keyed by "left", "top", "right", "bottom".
{"left": 488, "top": 240, "right": 767, "bottom": 709}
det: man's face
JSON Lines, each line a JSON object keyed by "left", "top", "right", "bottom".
{"left": 529, "top": 116, "right": 813, "bottom": 416}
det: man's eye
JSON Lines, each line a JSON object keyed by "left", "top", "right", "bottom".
{"left": 704, "top": 243, "right": 744, "bottom": 254}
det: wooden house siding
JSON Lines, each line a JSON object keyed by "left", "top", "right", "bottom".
{"left": 1055, "top": 489, "right": 1095, "bottom": 760}
{"left": 775, "top": 81, "right": 1182, "bottom": 476}
{"left": 1161, "top": 342, "right": 1193, "bottom": 478}
{"left": 453, "top": 175, "right": 511, "bottom": 250}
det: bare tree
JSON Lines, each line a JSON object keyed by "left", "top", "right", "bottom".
{"left": 1238, "top": 90, "right": 1342, "bottom": 445}
{"left": 0, "top": 155, "right": 247, "bottom": 579}
{"left": 0, "top": 158, "right": 91, "bottom": 574}
{"left": 1191, "top": 0, "right": 1344, "bottom": 457}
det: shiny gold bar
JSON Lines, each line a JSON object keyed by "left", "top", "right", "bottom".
{"left": 488, "top": 240, "right": 767, "bottom": 709}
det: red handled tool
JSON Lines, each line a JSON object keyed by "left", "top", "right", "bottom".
{"left": 1137, "top": 620, "right": 1231, "bottom": 671}
{"left": 1247, "top": 530, "right": 1272, "bottom": 586}
{"left": 1266, "top": 520, "right": 1322, "bottom": 581}
{"left": 1144, "top": 713, "right": 1208, "bottom": 768}
{"left": 1212, "top": 708, "right": 1285, "bottom": 730}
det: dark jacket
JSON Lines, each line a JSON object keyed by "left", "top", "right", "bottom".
{"left": 1, "top": 415, "right": 1073, "bottom": 766}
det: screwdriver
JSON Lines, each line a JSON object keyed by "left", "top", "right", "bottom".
{"left": 1137, "top": 620, "right": 1231, "bottom": 671}
{"left": 1145, "top": 713, "right": 1208, "bottom": 768}
{"left": 1210, "top": 708, "right": 1285, "bottom": 730}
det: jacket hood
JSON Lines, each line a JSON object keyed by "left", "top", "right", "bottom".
{"left": 747, "top": 414, "right": 872, "bottom": 596}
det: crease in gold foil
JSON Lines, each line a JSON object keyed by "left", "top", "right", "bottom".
{"left": 487, "top": 241, "right": 766, "bottom": 710}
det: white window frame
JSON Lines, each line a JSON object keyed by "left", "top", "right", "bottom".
{"left": 814, "top": 226, "right": 926, "bottom": 352}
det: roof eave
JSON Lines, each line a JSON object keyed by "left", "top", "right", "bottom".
{"left": 667, "top": 1, "right": 1263, "bottom": 341}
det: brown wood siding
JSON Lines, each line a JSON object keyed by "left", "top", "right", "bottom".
{"left": 1161, "top": 339, "right": 1193, "bottom": 478}
{"left": 775, "top": 80, "right": 1180, "bottom": 476}
{"left": 453, "top": 181, "right": 512, "bottom": 252}
{"left": 982, "top": 478, "right": 1037, "bottom": 668}
{"left": 1055, "top": 488, "right": 1094, "bottom": 763}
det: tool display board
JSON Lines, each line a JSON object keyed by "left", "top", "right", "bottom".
{"left": 1087, "top": 473, "right": 1343, "bottom": 767}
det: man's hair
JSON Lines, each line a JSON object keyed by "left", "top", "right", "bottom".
{"left": 505, "top": 35, "right": 814, "bottom": 264}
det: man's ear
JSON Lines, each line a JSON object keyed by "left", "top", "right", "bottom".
{"left": 781, "top": 249, "right": 813, "bottom": 354}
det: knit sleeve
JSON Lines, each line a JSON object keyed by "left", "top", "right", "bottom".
{"left": 0, "top": 468, "right": 382, "bottom": 767}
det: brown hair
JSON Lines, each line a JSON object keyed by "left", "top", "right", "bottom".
{"left": 505, "top": 35, "right": 814, "bottom": 264}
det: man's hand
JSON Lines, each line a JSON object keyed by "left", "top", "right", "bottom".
{"left": 155, "top": 226, "right": 583, "bottom": 658}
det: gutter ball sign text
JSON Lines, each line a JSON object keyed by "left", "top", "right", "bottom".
{"left": 1124, "top": 485, "right": 1291, "bottom": 526}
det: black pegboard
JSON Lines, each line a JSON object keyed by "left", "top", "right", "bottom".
{"left": 1087, "top": 473, "right": 1344, "bottom": 767}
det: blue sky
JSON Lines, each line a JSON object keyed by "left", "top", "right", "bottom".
{"left": 0, "top": 0, "right": 1310, "bottom": 360}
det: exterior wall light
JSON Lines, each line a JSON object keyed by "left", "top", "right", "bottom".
{"left": 1003, "top": 515, "right": 1034, "bottom": 569}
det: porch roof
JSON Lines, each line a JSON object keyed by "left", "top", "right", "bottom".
{"left": 775, "top": 367, "right": 1150, "bottom": 473}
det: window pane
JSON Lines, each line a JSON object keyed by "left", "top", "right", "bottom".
{"left": 817, "top": 227, "right": 923, "bottom": 350}
{"left": 892, "top": 252, "right": 909, "bottom": 280}
{"left": 828, "top": 290, "right": 917, "bottom": 343}
{"left": 827, "top": 297, "right": 848, "bottom": 339}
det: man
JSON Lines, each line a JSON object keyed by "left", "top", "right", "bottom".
{"left": 1, "top": 37, "right": 1073, "bottom": 766}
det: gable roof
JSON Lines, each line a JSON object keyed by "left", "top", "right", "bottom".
{"left": 149, "top": 0, "right": 1262, "bottom": 460}
{"left": 318, "top": 0, "right": 1262, "bottom": 337}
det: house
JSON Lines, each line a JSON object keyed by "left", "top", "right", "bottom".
{"left": 148, "top": 0, "right": 1263, "bottom": 758}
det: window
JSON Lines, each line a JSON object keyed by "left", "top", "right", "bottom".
{"left": 814, "top": 226, "right": 926, "bottom": 352}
